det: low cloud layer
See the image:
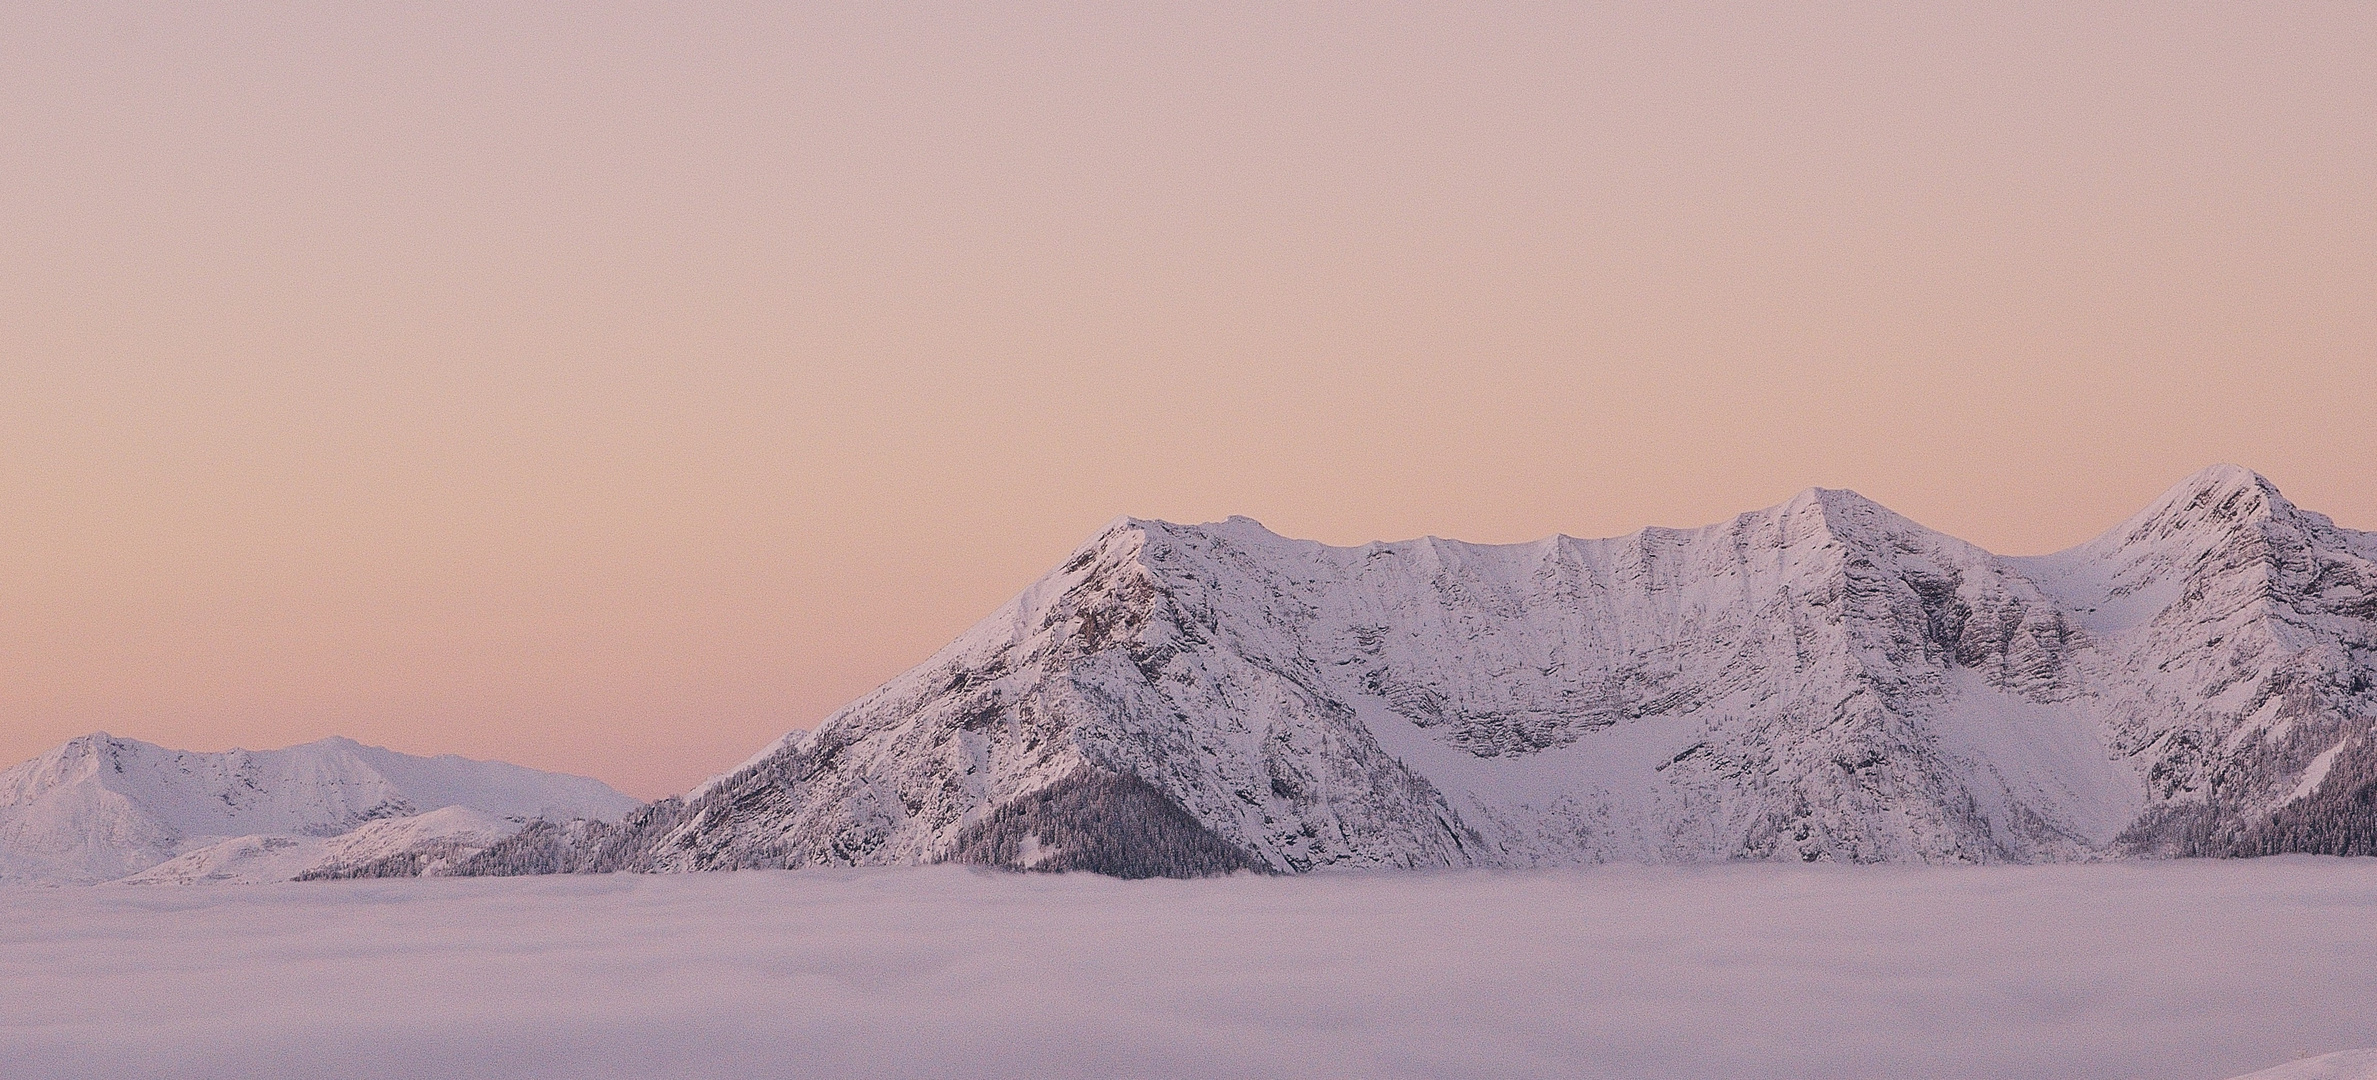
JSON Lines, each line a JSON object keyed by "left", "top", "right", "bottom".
{"left": 6, "top": 860, "right": 2375, "bottom": 1079}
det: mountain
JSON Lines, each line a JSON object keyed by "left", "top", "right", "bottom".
{"left": 2009, "top": 466, "right": 2377, "bottom": 855}
{"left": 450, "top": 466, "right": 2374, "bottom": 878}
{"left": 0, "top": 735, "right": 640, "bottom": 884}
{"left": 116, "top": 806, "right": 524, "bottom": 886}
{"left": 2225, "top": 1050, "right": 2377, "bottom": 1080}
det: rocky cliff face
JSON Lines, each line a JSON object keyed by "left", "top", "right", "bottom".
{"left": 462, "top": 465, "right": 2377, "bottom": 878}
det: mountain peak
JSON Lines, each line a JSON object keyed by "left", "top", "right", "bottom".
{"left": 1765, "top": 484, "right": 1908, "bottom": 520}
{"left": 1766, "top": 485, "right": 1961, "bottom": 552}
{"left": 2091, "top": 465, "right": 2293, "bottom": 555}
{"left": 2167, "top": 463, "right": 2280, "bottom": 504}
{"left": 1796, "top": 484, "right": 1870, "bottom": 504}
{"left": 41, "top": 732, "right": 134, "bottom": 768}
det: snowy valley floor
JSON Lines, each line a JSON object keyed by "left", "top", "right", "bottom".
{"left": 5, "top": 860, "right": 2376, "bottom": 1080}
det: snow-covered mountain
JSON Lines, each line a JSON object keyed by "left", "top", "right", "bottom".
{"left": 117, "top": 806, "right": 525, "bottom": 886}
{"left": 0, "top": 735, "right": 640, "bottom": 884}
{"left": 454, "top": 466, "right": 2377, "bottom": 877}
{"left": 2226, "top": 1050, "right": 2377, "bottom": 1080}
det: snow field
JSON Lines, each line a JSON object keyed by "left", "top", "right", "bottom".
{"left": 2235, "top": 1051, "right": 2377, "bottom": 1080}
{"left": 4, "top": 859, "right": 2376, "bottom": 1079}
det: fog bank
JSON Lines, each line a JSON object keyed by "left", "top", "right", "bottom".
{"left": 5, "top": 860, "right": 2375, "bottom": 1078}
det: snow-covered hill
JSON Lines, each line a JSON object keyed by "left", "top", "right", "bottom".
{"left": 2226, "top": 1050, "right": 2377, "bottom": 1080}
{"left": 0, "top": 735, "right": 639, "bottom": 884}
{"left": 114, "top": 805, "right": 525, "bottom": 885}
{"left": 436, "top": 466, "right": 2377, "bottom": 877}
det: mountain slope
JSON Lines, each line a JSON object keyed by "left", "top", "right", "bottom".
{"left": 466, "top": 466, "right": 2377, "bottom": 877}
{"left": 115, "top": 806, "right": 524, "bottom": 885}
{"left": 2225, "top": 1049, "right": 2377, "bottom": 1080}
{"left": 2012, "top": 466, "right": 2377, "bottom": 854}
{"left": 0, "top": 735, "right": 639, "bottom": 884}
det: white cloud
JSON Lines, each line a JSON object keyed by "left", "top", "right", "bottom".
{"left": 4, "top": 859, "right": 2374, "bottom": 1079}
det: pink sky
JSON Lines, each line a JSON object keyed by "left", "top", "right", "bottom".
{"left": 4, "top": 3, "right": 2372, "bottom": 798}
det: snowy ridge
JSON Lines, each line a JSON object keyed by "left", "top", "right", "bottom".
{"left": 2009, "top": 466, "right": 2377, "bottom": 851}
{"left": 0, "top": 735, "right": 639, "bottom": 884}
{"left": 2226, "top": 1050, "right": 2377, "bottom": 1080}
{"left": 114, "top": 806, "right": 524, "bottom": 885}
{"left": 563, "top": 464, "right": 2372, "bottom": 877}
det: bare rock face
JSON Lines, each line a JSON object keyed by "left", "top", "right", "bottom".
{"left": 456, "top": 465, "right": 2377, "bottom": 879}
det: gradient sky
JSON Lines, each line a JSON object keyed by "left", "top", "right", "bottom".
{"left": 4, "top": 3, "right": 2372, "bottom": 798}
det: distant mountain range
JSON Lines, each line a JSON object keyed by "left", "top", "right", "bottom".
{"left": 0, "top": 735, "right": 637, "bottom": 884}
{"left": 10, "top": 465, "right": 2373, "bottom": 884}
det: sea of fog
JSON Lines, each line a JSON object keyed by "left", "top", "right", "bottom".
{"left": 4, "top": 859, "right": 2376, "bottom": 1079}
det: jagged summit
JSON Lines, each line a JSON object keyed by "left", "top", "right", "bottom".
{"left": 2172, "top": 462, "right": 2280, "bottom": 498}
{"left": 2080, "top": 464, "right": 2292, "bottom": 555}
{"left": 1079, "top": 490, "right": 1951, "bottom": 649}
{"left": 1131, "top": 484, "right": 1917, "bottom": 557}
